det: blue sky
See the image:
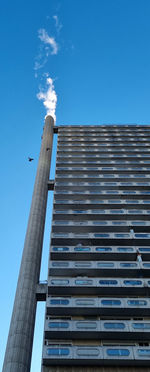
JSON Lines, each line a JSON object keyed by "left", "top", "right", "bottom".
{"left": 1, "top": 0, "right": 150, "bottom": 370}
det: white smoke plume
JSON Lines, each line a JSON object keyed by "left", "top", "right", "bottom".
{"left": 38, "top": 28, "right": 58, "bottom": 55}
{"left": 37, "top": 76, "right": 57, "bottom": 121}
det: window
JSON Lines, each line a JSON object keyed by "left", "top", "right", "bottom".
{"left": 127, "top": 300, "right": 147, "bottom": 306}
{"left": 75, "top": 279, "right": 93, "bottom": 285}
{"left": 52, "top": 262, "right": 69, "bottom": 267}
{"left": 112, "top": 222, "right": 125, "bottom": 226}
{"left": 128, "top": 210, "right": 143, "bottom": 214}
{"left": 117, "top": 248, "right": 133, "bottom": 252}
{"left": 110, "top": 210, "right": 124, "bottom": 214}
{"left": 47, "top": 348, "right": 70, "bottom": 356}
{"left": 92, "top": 210, "right": 105, "bottom": 213}
{"left": 99, "top": 279, "right": 118, "bottom": 285}
{"left": 74, "top": 247, "right": 91, "bottom": 252}
{"left": 76, "top": 322, "right": 97, "bottom": 329}
{"left": 107, "top": 349, "right": 130, "bottom": 356}
{"left": 135, "top": 234, "right": 150, "bottom": 238}
{"left": 75, "top": 299, "right": 95, "bottom": 306}
{"left": 94, "top": 233, "right": 109, "bottom": 238}
{"left": 120, "top": 263, "right": 137, "bottom": 267}
{"left": 75, "top": 262, "right": 91, "bottom": 268}
{"left": 51, "top": 279, "right": 69, "bottom": 285}
{"left": 74, "top": 210, "right": 86, "bottom": 214}
{"left": 124, "top": 280, "right": 142, "bottom": 286}
{"left": 132, "top": 221, "right": 146, "bottom": 226}
{"left": 101, "top": 300, "right": 121, "bottom": 306}
{"left": 132, "top": 323, "right": 150, "bottom": 329}
{"left": 50, "top": 299, "right": 69, "bottom": 305}
{"left": 115, "top": 233, "right": 130, "bottom": 238}
{"left": 138, "top": 349, "right": 150, "bottom": 356}
{"left": 76, "top": 348, "right": 100, "bottom": 356}
{"left": 97, "top": 263, "right": 114, "bottom": 267}
{"left": 143, "top": 263, "right": 150, "bottom": 267}
{"left": 96, "top": 247, "right": 112, "bottom": 252}
{"left": 48, "top": 322, "right": 69, "bottom": 328}
{"left": 139, "top": 248, "right": 150, "bottom": 252}
{"left": 52, "top": 247, "right": 69, "bottom": 252}
{"left": 93, "top": 221, "right": 107, "bottom": 225}
{"left": 104, "top": 322, "right": 125, "bottom": 329}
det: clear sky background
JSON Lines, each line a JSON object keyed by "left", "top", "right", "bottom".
{"left": 1, "top": 0, "right": 150, "bottom": 370}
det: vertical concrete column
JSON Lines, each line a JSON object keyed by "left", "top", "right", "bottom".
{"left": 3, "top": 116, "right": 54, "bottom": 372}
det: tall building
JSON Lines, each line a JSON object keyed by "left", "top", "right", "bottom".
{"left": 43, "top": 123, "right": 150, "bottom": 371}
{"left": 3, "top": 117, "right": 150, "bottom": 372}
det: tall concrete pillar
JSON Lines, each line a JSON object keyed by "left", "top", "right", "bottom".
{"left": 3, "top": 115, "right": 54, "bottom": 372}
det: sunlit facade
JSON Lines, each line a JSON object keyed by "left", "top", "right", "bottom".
{"left": 42, "top": 124, "right": 150, "bottom": 371}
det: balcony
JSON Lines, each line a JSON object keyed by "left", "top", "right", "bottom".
{"left": 42, "top": 345, "right": 150, "bottom": 366}
{"left": 44, "top": 320, "right": 150, "bottom": 341}
{"left": 46, "top": 296, "right": 150, "bottom": 317}
{"left": 48, "top": 277, "right": 150, "bottom": 296}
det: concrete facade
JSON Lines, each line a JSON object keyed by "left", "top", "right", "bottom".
{"left": 42, "top": 124, "right": 150, "bottom": 371}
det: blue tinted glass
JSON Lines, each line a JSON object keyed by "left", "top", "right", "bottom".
{"left": 96, "top": 247, "right": 112, "bottom": 252}
{"left": 138, "top": 349, "right": 150, "bottom": 356}
{"left": 74, "top": 247, "right": 91, "bottom": 252}
{"left": 117, "top": 248, "right": 133, "bottom": 252}
{"left": 104, "top": 323, "right": 125, "bottom": 329}
{"left": 98, "top": 263, "right": 114, "bottom": 267}
{"left": 107, "top": 349, "right": 130, "bottom": 356}
{"left": 75, "top": 279, "right": 93, "bottom": 285}
{"left": 53, "top": 247, "right": 69, "bottom": 252}
{"left": 99, "top": 280, "right": 118, "bottom": 285}
{"left": 135, "top": 234, "right": 150, "bottom": 238}
{"left": 120, "top": 263, "right": 137, "bottom": 267}
{"left": 47, "top": 348, "right": 70, "bottom": 356}
{"left": 50, "top": 299, "right": 69, "bottom": 305}
{"left": 143, "top": 263, "right": 150, "bottom": 267}
{"left": 124, "top": 280, "right": 142, "bottom": 285}
{"left": 139, "top": 248, "right": 150, "bottom": 252}
{"left": 48, "top": 322, "right": 69, "bottom": 328}
{"left": 115, "top": 234, "right": 130, "bottom": 237}
{"left": 132, "top": 323, "right": 150, "bottom": 329}
{"left": 110, "top": 210, "right": 124, "bottom": 213}
{"left": 102, "top": 300, "right": 121, "bottom": 306}
{"left": 128, "top": 300, "right": 147, "bottom": 306}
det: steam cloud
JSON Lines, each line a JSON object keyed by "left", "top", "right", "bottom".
{"left": 37, "top": 77, "right": 57, "bottom": 121}
{"left": 38, "top": 29, "right": 58, "bottom": 55}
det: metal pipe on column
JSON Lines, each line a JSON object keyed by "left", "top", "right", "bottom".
{"left": 3, "top": 115, "right": 54, "bottom": 372}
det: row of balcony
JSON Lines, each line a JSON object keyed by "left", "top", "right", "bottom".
{"left": 51, "top": 233, "right": 150, "bottom": 247}
{"left": 56, "top": 161, "right": 150, "bottom": 166}
{"left": 54, "top": 199, "right": 150, "bottom": 205}
{"left": 55, "top": 175, "right": 150, "bottom": 181}
{"left": 54, "top": 191, "right": 150, "bottom": 196}
{"left": 57, "top": 149, "right": 150, "bottom": 154}
{"left": 53, "top": 208, "right": 150, "bottom": 216}
{"left": 46, "top": 296, "right": 150, "bottom": 316}
{"left": 52, "top": 220, "right": 150, "bottom": 226}
{"left": 43, "top": 345, "right": 150, "bottom": 366}
{"left": 48, "top": 276, "right": 150, "bottom": 296}
{"left": 55, "top": 181, "right": 150, "bottom": 190}
{"left": 58, "top": 137, "right": 150, "bottom": 142}
{"left": 48, "top": 261, "right": 150, "bottom": 277}
{"left": 50, "top": 246, "right": 150, "bottom": 261}
{"left": 44, "top": 319, "right": 150, "bottom": 341}
{"left": 57, "top": 154, "right": 150, "bottom": 158}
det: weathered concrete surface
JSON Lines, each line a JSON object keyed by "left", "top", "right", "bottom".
{"left": 3, "top": 116, "right": 54, "bottom": 372}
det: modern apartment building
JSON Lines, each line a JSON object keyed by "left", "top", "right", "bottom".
{"left": 43, "top": 123, "right": 150, "bottom": 371}
{"left": 3, "top": 117, "right": 150, "bottom": 372}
